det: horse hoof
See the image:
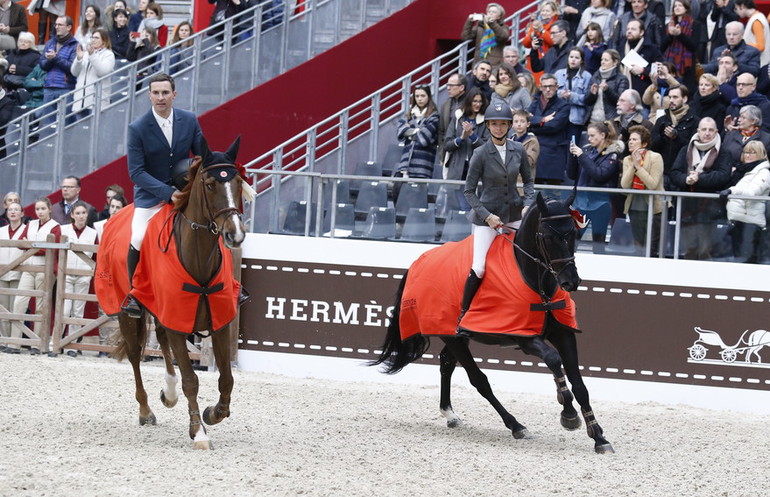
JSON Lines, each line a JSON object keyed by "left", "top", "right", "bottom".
{"left": 203, "top": 406, "right": 217, "bottom": 426}
{"left": 512, "top": 428, "right": 529, "bottom": 439}
{"left": 595, "top": 443, "right": 615, "bottom": 454}
{"left": 560, "top": 414, "right": 582, "bottom": 431}
{"left": 139, "top": 413, "right": 156, "bottom": 426}
{"left": 160, "top": 390, "right": 178, "bottom": 408}
{"left": 446, "top": 418, "right": 460, "bottom": 428}
{"left": 192, "top": 440, "right": 213, "bottom": 450}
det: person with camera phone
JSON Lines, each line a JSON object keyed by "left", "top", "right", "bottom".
{"left": 461, "top": 2, "right": 510, "bottom": 67}
{"left": 522, "top": 1, "right": 560, "bottom": 76}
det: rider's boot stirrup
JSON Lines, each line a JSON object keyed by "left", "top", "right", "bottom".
{"left": 122, "top": 246, "right": 143, "bottom": 318}
{"left": 458, "top": 269, "right": 483, "bottom": 326}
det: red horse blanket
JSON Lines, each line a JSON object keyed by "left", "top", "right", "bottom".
{"left": 94, "top": 204, "right": 239, "bottom": 334}
{"left": 399, "top": 233, "right": 577, "bottom": 340}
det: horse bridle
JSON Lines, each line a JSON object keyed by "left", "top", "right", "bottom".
{"left": 511, "top": 212, "right": 577, "bottom": 281}
{"left": 178, "top": 163, "right": 243, "bottom": 235}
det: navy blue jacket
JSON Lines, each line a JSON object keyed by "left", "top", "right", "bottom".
{"left": 127, "top": 108, "right": 204, "bottom": 208}
{"left": 527, "top": 94, "right": 570, "bottom": 181}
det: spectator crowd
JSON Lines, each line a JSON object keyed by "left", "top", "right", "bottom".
{"left": 396, "top": 0, "right": 770, "bottom": 263}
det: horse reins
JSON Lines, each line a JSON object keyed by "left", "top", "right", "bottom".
{"left": 180, "top": 163, "right": 243, "bottom": 235}
{"left": 504, "top": 213, "right": 577, "bottom": 280}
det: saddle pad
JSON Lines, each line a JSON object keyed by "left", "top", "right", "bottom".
{"left": 399, "top": 233, "right": 577, "bottom": 340}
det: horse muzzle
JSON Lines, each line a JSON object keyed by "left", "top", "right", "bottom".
{"left": 556, "top": 263, "right": 581, "bottom": 293}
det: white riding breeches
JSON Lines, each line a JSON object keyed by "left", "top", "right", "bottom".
{"left": 471, "top": 221, "right": 519, "bottom": 278}
{"left": 130, "top": 203, "right": 165, "bottom": 250}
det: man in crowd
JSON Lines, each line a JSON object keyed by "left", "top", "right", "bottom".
{"left": 51, "top": 176, "right": 98, "bottom": 227}
{"left": 698, "top": 0, "right": 739, "bottom": 63}
{"left": 527, "top": 73, "right": 570, "bottom": 184}
{"left": 651, "top": 86, "right": 698, "bottom": 189}
{"left": 616, "top": 19, "right": 661, "bottom": 97}
{"left": 701, "top": 21, "right": 761, "bottom": 77}
{"left": 529, "top": 20, "right": 570, "bottom": 75}
{"left": 725, "top": 72, "right": 770, "bottom": 132}
{"left": 38, "top": 16, "right": 78, "bottom": 127}
{"left": 611, "top": 0, "right": 663, "bottom": 49}
{"left": 716, "top": 52, "right": 740, "bottom": 101}
{"left": 468, "top": 60, "right": 492, "bottom": 102}
{"left": 97, "top": 184, "right": 125, "bottom": 221}
{"left": 613, "top": 89, "right": 652, "bottom": 152}
{"left": 503, "top": 46, "right": 529, "bottom": 74}
{"left": 438, "top": 73, "right": 466, "bottom": 159}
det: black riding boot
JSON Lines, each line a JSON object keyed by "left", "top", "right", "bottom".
{"left": 121, "top": 246, "right": 143, "bottom": 318}
{"left": 458, "top": 269, "right": 483, "bottom": 326}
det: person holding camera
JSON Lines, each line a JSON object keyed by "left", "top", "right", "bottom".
{"left": 529, "top": 20, "right": 571, "bottom": 77}
{"left": 522, "top": 0, "right": 560, "bottom": 79}
{"left": 461, "top": 3, "right": 510, "bottom": 67}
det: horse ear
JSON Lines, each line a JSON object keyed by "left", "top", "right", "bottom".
{"left": 565, "top": 185, "right": 577, "bottom": 208}
{"left": 224, "top": 136, "right": 241, "bottom": 164}
{"left": 535, "top": 191, "right": 548, "bottom": 215}
{"left": 200, "top": 136, "right": 212, "bottom": 165}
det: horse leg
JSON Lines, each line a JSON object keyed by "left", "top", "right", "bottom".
{"left": 517, "top": 336, "right": 581, "bottom": 431}
{"left": 155, "top": 329, "right": 179, "bottom": 408}
{"left": 202, "top": 326, "right": 233, "bottom": 426}
{"left": 439, "top": 342, "right": 461, "bottom": 428}
{"left": 548, "top": 326, "right": 614, "bottom": 454}
{"left": 441, "top": 337, "right": 528, "bottom": 439}
{"left": 118, "top": 314, "right": 156, "bottom": 426}
{"left": 165, "top": 329, "right": 210, "bottom": 450}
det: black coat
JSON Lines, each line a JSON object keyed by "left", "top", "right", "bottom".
{"left": 722, "top": 129, "right": 770, "bottom": 166}
{"left": 616, "top": 41, "right": 661, "bottom": 97}
{"left": 6, "top": 48, "right": 40, "bottom": 78}
{"left": 110, "top": 25, "right": 130, "bottom": 59}
{"left": 692, "top": 92, "right": 727, "bottom": 135}
{"left": 726, "top": 93, "right": 770, "bottom": 133}
{"left": 530, "top": 42, "right": 569, "bottom": 75}
{"left": 527, "top": 94, "right": 570, "bottom": 180}
{"left": 583, "top": 67, "right": 629, "bottom": 121}
{"left": 669, "top": 144, "right": 732, "bottom": 221}
{"left": 651, "top": 106, "right": 699, "bottom": 185}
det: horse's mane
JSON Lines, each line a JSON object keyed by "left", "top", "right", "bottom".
{"left": 172, "top": 157, "right": 203, "bottom": 212}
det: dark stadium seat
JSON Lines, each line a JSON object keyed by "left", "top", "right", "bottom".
{"left": 398, "top": 207, "right": 436, "bottom": 242}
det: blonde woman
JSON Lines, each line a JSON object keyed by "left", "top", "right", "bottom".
{"left": 620, "top": 125, "right": 664, "bottom": 255}
{"left": 0, "top": 202, "right": 25, "bottom": 345}
{"left": 7, "top": 197, "right": 61, "bottom": 353}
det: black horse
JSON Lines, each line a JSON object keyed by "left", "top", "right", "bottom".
{"left": 371, "top": 192, "right": 614, "bottom": 454}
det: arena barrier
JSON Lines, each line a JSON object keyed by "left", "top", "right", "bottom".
{"left": 237, "top": 234, "right": 770, "bottom": 414}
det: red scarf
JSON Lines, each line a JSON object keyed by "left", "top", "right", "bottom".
{"left": 632, "top": 150, "right": 647, "bottom": 190}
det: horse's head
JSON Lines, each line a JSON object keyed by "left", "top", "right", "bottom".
{"left": 532, "top": 191, "right": 581, "bottom": 292}
{"left": 177, "top": 136, "right": 246, "bottom": 249}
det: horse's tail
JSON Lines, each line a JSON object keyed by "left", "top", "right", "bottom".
{"left": 111, "top": 314, "right": 150, "bottom": 362}
{"left": 369, "top": 270, "right": 430, "bottom": 374}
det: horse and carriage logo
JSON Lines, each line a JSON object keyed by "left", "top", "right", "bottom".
{"left": 688, "top": 327, "right": 770, "bottom": 366}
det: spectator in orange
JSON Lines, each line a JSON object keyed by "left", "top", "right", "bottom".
{"left": 734, "top": 0, "right": 770, "bottom": 67}
{"left": 522, "top": 0, "right": 560, "bottom": 79}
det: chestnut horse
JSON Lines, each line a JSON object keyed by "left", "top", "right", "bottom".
{"left": 97, "top": 137, "right": 245, "bottom": 449}
{"left": 371, "top": 192, "right": 614, "bottom": 453}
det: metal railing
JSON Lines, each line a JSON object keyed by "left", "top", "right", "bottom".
{"left": 0, "top": 0, "right": 412, "bottom": 204}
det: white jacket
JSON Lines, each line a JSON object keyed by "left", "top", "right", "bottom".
{"left": 71, "top": 48, "right": 115, "bottom": 113}
{"left": 727, "top": 160, "right": 770, "bottom": 227}
{"left": 59, "top": 224, "right": 98, "bottom": 271}
{"left": 0, "top": 223, "right": 24, "bottom": 281}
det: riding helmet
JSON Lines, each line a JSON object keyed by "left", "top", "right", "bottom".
{"left": 484, "top": 101, "right": 513, "bottom": 121}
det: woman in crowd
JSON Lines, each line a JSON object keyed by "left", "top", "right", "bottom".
{"left": 170, "top": 21, "right": 195, "bottom": 73}
{"left": 0, "top": 201, "right": 24, "bottom": 346}
{"left": 581, "top": 22, "right": 607, "bottom": 75}
{"left": 138, "top": 3, "right": 168, "bottom": 46}
{"left": 75, "top": 4, "right": 103, "bottom": 48}
{"left": 72, "top": 28, "right": 115, "bottom": 118}
{"left": 488, "top": 72, "right": 498, "bottom": 91}
{"left": 0, "top": 192, "right": 30, "bottom": 227}
{"left": 722, "top": 105, "right": 770, "bottom": 166}
{"left": 556, "top": 47, "right": 593, "bottom": 144}
{"left": 692, "top": 74, "right": 727, "bottom": 135}
{"left": 461, "top": 2, "right": 511, "bottom": 67}
{"left": 94, "top": 194, "right": 126, "bottom": 239}
{"left": 722, "top": 141, "right": 770, "bottom": 262}
{"left": 642, "top": 61, "right": 683, "bottom": 123}
{"left": 461, "top": 103, "right": 534, "bottom": 322}
{"left": 491, "top": 63, "right": 531, "bottom": 111}
{"left": 59, "top": 201, "right": 99, "bottom": 356}
{"left": 568, "top": 121, "right": 622, "bottom": 249}
{"left": 575, "top": 0, "right": 615, "bottom": 46}
{"left": 394, "top": 85, "right": 439, "bottom": 179}
{"left": 517, "top": 71, "right": 537, "bottom": 98}
{"left": 4, "top": 32, "right": 41, "bottom": 91}
{"left": 584, "top": 49, "right": 628, "bottom": 125}
{"left": 522, "top": 0, "right": 560, "bottom": 75}
{"left": 444, "top": 88, "right": 488, "bottom": 183}
{"left": 104, "top": 0, "right": 130, "bottom": 31}
{"left": 7, "top": 197, "right": 61, "bottom": 354}
{"left": 669, "top": 117, "right": 731, "bottom": 260}
{"left": 129, "top": 0, "right": 149, "bottom": 33}
{"left": 620, "top": 125, "right": 665, "bottom": 255}
{"left": 512, "top": 110, "right": 540, "bottom": 181}
{"left": 109, "top": 8, "right": 131, "bottom": 59}
{"left": 127, "top": 26, "right": 161, "bottom": 86}
{"left": 661, "top": 0, "right": 699, "bottom": 94}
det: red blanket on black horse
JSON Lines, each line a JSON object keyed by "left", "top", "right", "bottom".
{"left": 399, "top": 232, "right": 577, "bottom": 340}
{"left": 94, "top": 204, "right": 239, "bottom": 334}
